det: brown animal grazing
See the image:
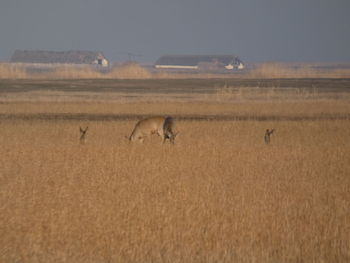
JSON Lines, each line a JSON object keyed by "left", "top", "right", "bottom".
{"left": 264, "top": 129, "right": 274, "bottom": 144}
{"left": 129, "top": 116, "right": 178, "bottom": 144}
{"left": 80, "top": 126, "right": 88, "bottom": 144}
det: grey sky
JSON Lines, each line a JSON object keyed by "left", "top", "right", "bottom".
{"left": 1, "top": 0, "right": 349, "bottom": 63}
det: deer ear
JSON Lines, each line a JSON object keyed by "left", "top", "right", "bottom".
{"left": 80, "top": 127, "right": 83, "bottom": 132}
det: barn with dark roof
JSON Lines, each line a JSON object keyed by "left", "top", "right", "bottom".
{"left": 155, "top": 55, "right": 244, "bottom": 70}
{"left": 11, "top": 50, "right": 109, "bottom": 66}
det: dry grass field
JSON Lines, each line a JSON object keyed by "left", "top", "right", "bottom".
{"left": 1, "top": 79, "right": 350, "bottom": 262}
{"left": 2, "top": 61, "right": 350, "bottom": 80}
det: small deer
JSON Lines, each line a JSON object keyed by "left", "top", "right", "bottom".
{"left": 128, "top": 116, "right": 178, "bottom": 144}
{"left": 79, "top": 126, "right": 88, "bottom": 144}
{"left": 264, "top": 129, "right": 274, "bottom": 144}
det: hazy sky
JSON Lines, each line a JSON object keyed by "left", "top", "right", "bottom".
{"left": 1, "top": 0, "right": 349, "bottom": 63}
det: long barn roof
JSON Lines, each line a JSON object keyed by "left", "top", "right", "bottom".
{"left": 155, "top": 55, "right": 242, "bottom": 66}
{"left": 11, "top": 50, "right": 107, "bottom": 64}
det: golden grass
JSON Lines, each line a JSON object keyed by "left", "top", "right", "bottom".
{"left": 0, "top": 63, "right": 151, "bottom": 80}
{"left": 1, "top": 101, "right": 350, "bottom": 262}
{"left": 1, "top": 62, "right": 350, "bottom": 79}
{"left": 108, "top": 63, "right": 152, "bottom": 79}
{"left": 250, "top": 62, "right": 350, "bottom": 79}
{"left": 0, "top": 63, "right": 28, "bottom": 79}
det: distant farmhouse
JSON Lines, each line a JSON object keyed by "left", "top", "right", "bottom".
{"left": 155, "top": 55, "right": 244, "bottom": 70}
{"left": 11, "top": 50, "right": 109, "bottom": 67}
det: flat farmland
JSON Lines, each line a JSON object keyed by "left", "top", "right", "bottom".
{"left": 0, "top": 79, "right": 350, "bottom": 263}
{"left": 1, "top": 78, "right": 350, "bottom": 102}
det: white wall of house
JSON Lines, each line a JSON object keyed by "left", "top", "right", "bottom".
{"left": 101, "top": 59, "right": 108, "bottom": 67}
{"left": 238, "top": 63, "right": 245, "bottom": 69}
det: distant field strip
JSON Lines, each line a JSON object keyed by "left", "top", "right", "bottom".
{"left": 1, "top": 112, "right": 350, "bottom": 122}
{"left": 1, "top": 79, "right": 350, "bottom": 93}
{"left": 1, "top": 79, "right": 350, "bottom": 103}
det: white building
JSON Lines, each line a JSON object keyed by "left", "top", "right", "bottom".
{"left": 155, "top": 55, "right": 244, "bottom": 70}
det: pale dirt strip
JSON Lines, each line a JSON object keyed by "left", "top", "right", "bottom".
{"left": 0, "top": 113, "right": 350, "bottom": 122}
